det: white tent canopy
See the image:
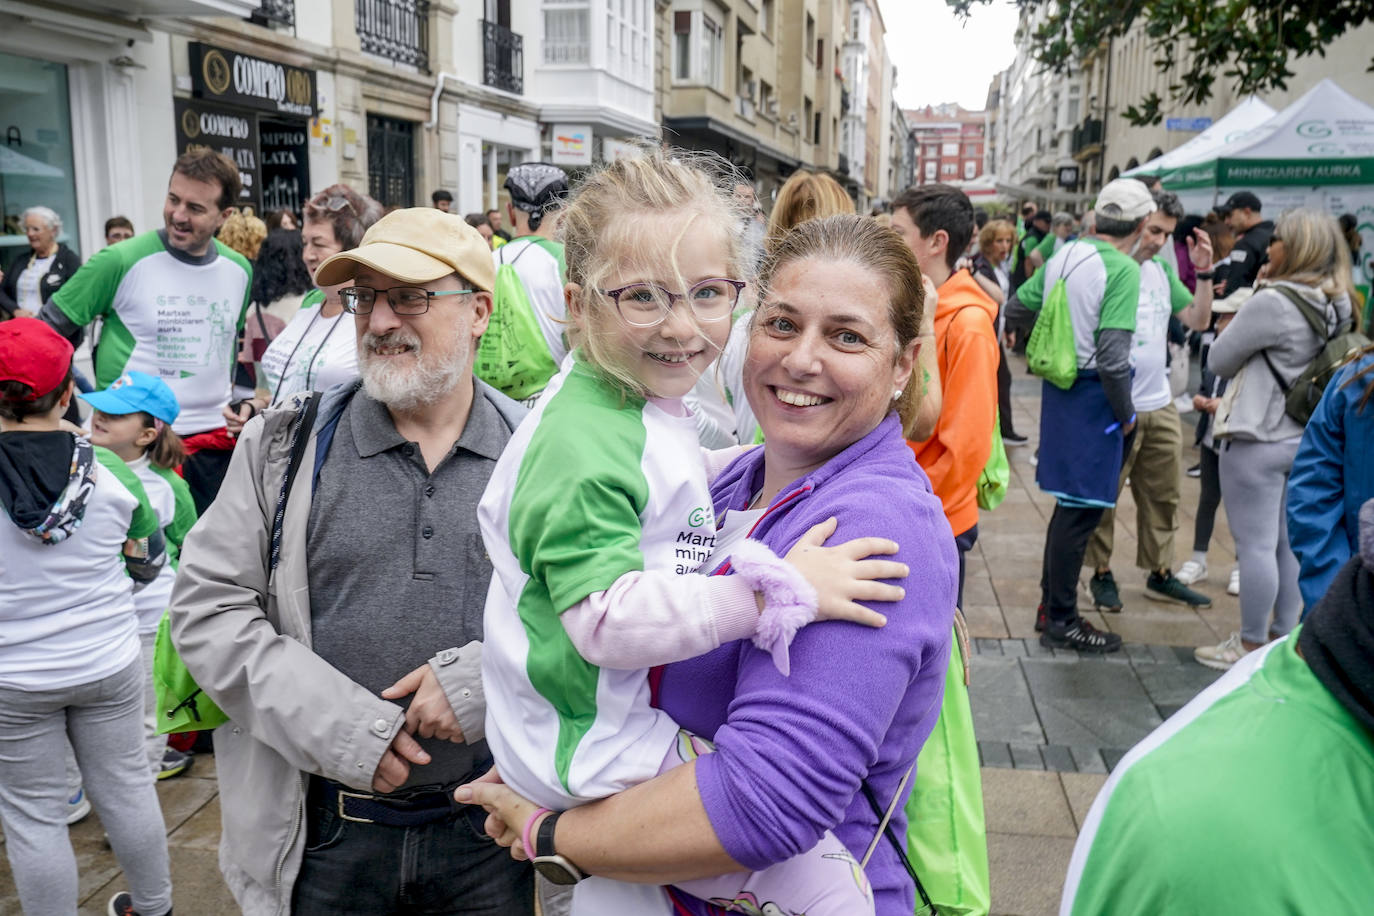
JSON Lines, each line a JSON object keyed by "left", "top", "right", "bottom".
{"left": 1125, "top": 96, "right": 1276, "bottom": 177}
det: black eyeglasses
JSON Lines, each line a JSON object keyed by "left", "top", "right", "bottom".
{"left": 339, "top": 286, "right": 473, "bottom": 315}
{"left": 1268, "top": 234, "right": 1282, "bottom": 244}
{"left": 598, "top": 279, "right": 746, "bottom": 328}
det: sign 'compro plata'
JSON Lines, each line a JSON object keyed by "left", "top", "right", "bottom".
{"left": 189, "top": 42, "right": 316, "bottom": 119}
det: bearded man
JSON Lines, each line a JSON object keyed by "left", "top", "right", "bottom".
{"left": 169, "top": 209, "right": 534, "bottom": 914}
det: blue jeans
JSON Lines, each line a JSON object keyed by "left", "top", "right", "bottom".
{"left": 291, "top": 778, "right": 535, "bottom": 915}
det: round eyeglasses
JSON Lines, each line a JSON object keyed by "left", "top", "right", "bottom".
{"left": 339, "top": 286, "right": 474, "bottom": 316}
{"left": 599, "top": 278, "right": 746, "bottom": 328}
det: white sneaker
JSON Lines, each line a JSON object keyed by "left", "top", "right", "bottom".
{"left": 66, "top": 787, "right": 91, "bottom": 825}
{"left": 1195, "top": 632, "right": 1247, "bottom": 671}
{"left": 1177, "top": 559, "right": 1208, "bottom": 586}
{"left": 1227, "top": 568, "right": 1240, "bottom": 596}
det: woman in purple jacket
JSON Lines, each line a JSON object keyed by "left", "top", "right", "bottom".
{"left": 460, "top": 215, "right": 958, "bottom": 916}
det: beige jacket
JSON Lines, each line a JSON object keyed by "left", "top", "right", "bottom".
{"left": 169, "top": 381, "right": 521, "bottom": 915}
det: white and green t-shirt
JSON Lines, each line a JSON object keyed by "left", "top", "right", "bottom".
{"left": 1132, "top": 258, "right": 1194, "bottom": 412}
{"left": 1017, "top": 238, "right": 1141, "bottom": 369}
{"left": 259, "top": 290, "right": 357, "bottom": 404}
{"left": 478, "top": 358, "right": 716, "bottom": 809}
{"left": 127, "top": 455, "right": 197, "bottom": 634}
{"left": 494, "top": 237, "right": 568, "bottom": 366}
{"left": 1063, "top": 631, "right": 1374, "bottom": 914}
{"left": 0, "top": 446, "right": 158, "bottom": 690}
{"left": 51, "top": 231, "right": 252, "bottom": 434}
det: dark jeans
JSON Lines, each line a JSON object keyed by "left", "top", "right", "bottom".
{"left": 954, "top": 524, "right": 979, "bottom": 610}
{"left": 1040, "top": 504, "right": 1106, "bottom": 626}
{"left": 291, "top": 780, "right": 535, "bottom": 915}
{"left": 182, "top": 446, "right": 234, "bottom": 516}
{"left": 996, "top": 342, "right": 1017, "bottom": 436}
{"left": 1193, "top": 445, "right": 1222, "bottom": 553}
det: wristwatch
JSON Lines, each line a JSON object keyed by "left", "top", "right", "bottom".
{"left": 1196, "top": 269, "right": 1216, "bottom": 280}
{"left": 532, "top": 811, "right": 586, "bottom": 885}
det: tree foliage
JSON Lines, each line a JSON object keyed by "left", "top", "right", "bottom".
{"left": 949, "top": 0, "right": 1374, "bottom": 125}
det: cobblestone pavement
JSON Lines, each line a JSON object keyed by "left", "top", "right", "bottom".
{"left": 0, "top": 356, "right": 1241, "bottom": 915}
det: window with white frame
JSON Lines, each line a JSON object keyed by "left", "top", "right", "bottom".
{"left": 941, "top": 142, "right": 958, "bottom": 156}
{"left": 761, "top": 0, "right": 773, "bottom": 38}
{"left": 925, "top": 162, "right": 937, "bottom": 180}
{"left": 544, "top": 0, "right": 590, "bottom": 65}
{"left": 964, "top": 160, "right": 976, "bottom": 179}
{"left": 607, "top": 0, "right": 651, "bottom": 82}
{"left": 673, "top": 4, "right": 724, "bottom": 88}
{"left": 941, "top": 163, "right": 957, "bottom": 175}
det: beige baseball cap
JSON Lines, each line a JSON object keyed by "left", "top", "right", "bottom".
{"left": 1096, "top": 179, "right": 1157, "bottom": 221}
{"left": 314, "top": 207, "right": 496, "bottom": 292}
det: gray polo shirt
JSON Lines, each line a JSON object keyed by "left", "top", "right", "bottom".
{"left": 307, "top": 387, "right": 512, "bottom": 788}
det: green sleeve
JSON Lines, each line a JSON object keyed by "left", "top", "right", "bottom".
{"left": 1097, "top": 249, "right": 1142, "bottom": 332}
{"left": 1161, "top": 259, "right": 1194, "bottom": 313}
{"left": 94, "top": 447, "right": 159, "bottom": 540}
{"left": 1035, "top": 232, "right": 1058, "bottom": 259}
{"left": 508, "top": 374, "right": 650, "bottom": 612}
{"left": 49, "top": 244, "right": 125, "bottom": 327}
{"left": 1017, "top": 258, "right": 1048, "bottom": 311}
{"left": 150, "top": 465, "right": 198, "bottom": 565}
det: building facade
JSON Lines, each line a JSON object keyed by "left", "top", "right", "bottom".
{"left": 907, "top": 104, "right": 988, "bottom": 188}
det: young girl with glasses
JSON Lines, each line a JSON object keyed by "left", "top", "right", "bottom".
{"left": 478, "top": 148, "right": 904, "bottom": 914}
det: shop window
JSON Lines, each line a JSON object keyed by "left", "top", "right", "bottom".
{"left": 0, "top": 53, "right": 79, "bottom": 258}
{"left": 367, "top": 115, "right": 416, "bottom": 208}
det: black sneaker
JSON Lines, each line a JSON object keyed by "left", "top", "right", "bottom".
{"left": 1003, "top": 431, "right": 1029, "bottom": 447}
{"left": 1186, "top": 463, "right": 1201, "bottom": 478}
{"left": 1089, "top": 570, "right": 1123, "bottom": 612}
{"left": 1040, "top": 618, "right": 1123, "bottom": 653}
{"left": 106, "top": 892, "right": 170, "bottom": 916}
{"left": 1146, "top": 570, "right": 1212, "bottom": 608}
{"left": 1034, "top": 604, "right": 1048, "bottom": 632}
{"left": 156, "top": 747, "right": 193, "bottom": 781}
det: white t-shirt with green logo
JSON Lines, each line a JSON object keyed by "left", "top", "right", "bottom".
{"left": 259, "top": 291, "right": 358, "bottom": 404}
{"left": 51, "top": 231, "right": 251, "bottom": 434}
{"left": 1132, "top": 258, "right": 1194, "bottom": 412}
{"left": 479, "top": 358, "right": 722, "bottom": 809}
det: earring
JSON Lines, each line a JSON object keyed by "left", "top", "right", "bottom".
{"left": 892, "top": 389, "right": 903, "bottom": 400}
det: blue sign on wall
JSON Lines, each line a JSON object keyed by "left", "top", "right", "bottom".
{"left": 1166, "top": 117, "right": 1213, "bottom": 132}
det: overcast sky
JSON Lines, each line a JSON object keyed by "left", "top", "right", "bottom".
{"left": 877, "top": 0, "right": 1020, "bottom": 112}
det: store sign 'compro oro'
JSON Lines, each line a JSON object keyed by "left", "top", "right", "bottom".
{"left": 189, "top": 42, "right": 316, "bottom": 118}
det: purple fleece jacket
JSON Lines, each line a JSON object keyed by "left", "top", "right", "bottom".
{"left": 657, "top": 412, "right": 957, "bottom": 915}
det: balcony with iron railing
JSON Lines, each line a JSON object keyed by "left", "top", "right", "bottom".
{"left": 1072, "top": 117, "right": 1103, "bottom": 159}
{"left": 249, "top": 0, "right": 294, "bottom": 28}
{"left": 482, "top": 19, "right": 523, "bottom": 94}
{"left": 356, "top": 0, "right": 430, "bottom": 71}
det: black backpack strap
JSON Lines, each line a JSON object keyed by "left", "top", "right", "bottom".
{"left": 860, "top": 778, "right": 936, "bottom": 913}
{"left": 269, "top": 393, "right": 320, "bottom": 572}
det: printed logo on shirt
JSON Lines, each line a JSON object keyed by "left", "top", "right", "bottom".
{"left": 673, "top": 506, "right": 719, "bottom": 574}
{"left": 155, "top": 294, "right": 238, "bottom": 370}
{"left": 688, "top": 506, "right": 710, "bottom": 528}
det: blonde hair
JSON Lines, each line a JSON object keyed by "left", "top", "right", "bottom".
{"left": 218, "top": 208, "right": 268, "bottom": 261}
{"left": 979, "top": 219, "right": 1016, "bottom": 262}
{"left": 1269, "top": 208, "right": 1355, "bottom": 300}
{"left": 559, "top": 146, "right": 750, "bottom": 397}
{"left": 754, "top": 214, "right": 926, "bottom": 431}
{"left": 765, "top": 171, "right": 855, "bottom": 248}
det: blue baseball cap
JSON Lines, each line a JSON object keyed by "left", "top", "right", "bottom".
{"left": 79, "top": 371, "right": 180, "bottom": 425}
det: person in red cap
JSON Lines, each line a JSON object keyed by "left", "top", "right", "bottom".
{"left": 0, "top": 318, "right": 174, "bottom": 916}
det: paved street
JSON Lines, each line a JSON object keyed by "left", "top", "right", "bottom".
{"left": 0, "top": 356, "right": 1242, "bottom": 915}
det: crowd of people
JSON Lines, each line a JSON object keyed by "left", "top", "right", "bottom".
{"left": 1, "top": 139, "right": 1370, "bottom": 916}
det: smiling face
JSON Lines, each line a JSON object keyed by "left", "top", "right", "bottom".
{"left": 746, "top": 257, "right": 917, "bottom": 474}
{"left": 353, "top": 266, "right": 491, "bottom": 410}
{"left": 163, "top": 171, "right": 230, "bottom": 257}
{"left": 88, "top": 409, "right": 155, "bottom": 461}
{"left": 24, "top": 213, "right": 57, "bottom": 255}
{"left": 572, "top": 211, "right": 735, "bottom": 400}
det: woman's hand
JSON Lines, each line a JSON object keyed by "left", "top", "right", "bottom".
{"left": 785, "top": 517, "right": 907, "bottom": 627}
{"left": 222, "top": 398, "right": 263, "bottom": 436}
{"left": 455, "top": 768, "right": 539, "bottom": 859}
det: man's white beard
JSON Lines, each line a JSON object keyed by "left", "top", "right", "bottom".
{"left": 358, "top": 328, "right": 467, "bottom": 410}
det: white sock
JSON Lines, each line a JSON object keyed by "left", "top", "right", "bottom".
{"left": 1191, "top": 550, "right": 1207, "bottom": 567}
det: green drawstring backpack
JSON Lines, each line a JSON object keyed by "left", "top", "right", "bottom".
{"left": 475, "top": 242, "right": 560, "bottom": 401}
{"left": 976, "top": 414, "right": 1010, "bottom": 512}
{"left": 153, "top": 610, "right": 228, "bottom": 734}
{"left": 1026, "top": 245, "right": 1090, "bottom": 390}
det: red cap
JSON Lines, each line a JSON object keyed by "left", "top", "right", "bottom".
{"left": 0, "top": 318, "right": 74, "bottom": 400}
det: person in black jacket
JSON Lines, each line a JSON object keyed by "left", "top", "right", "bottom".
{"left": 1216, "top": 191, "right": 1272, "bottom": 294}
{"left": 0, "top": 206, "right": 82, "bottom": 320}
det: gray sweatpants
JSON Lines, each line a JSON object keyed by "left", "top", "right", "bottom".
{"left": 0, "top": 659, "right": 172, "bottom": 916}
{"left": 1218, "top": 438, "right": 1303, "bottom": 645}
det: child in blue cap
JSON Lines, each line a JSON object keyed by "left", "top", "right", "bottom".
{"left": 81, "top": 372, "right": 197, "bottom": 782}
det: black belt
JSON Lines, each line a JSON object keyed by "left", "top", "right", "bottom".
{"left": 318, "top": 779, "right": 467, "bottom": 828}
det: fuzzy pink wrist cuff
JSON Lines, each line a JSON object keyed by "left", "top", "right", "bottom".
{"left": 729, "top": 538, "right": 819, "bottom": 675}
